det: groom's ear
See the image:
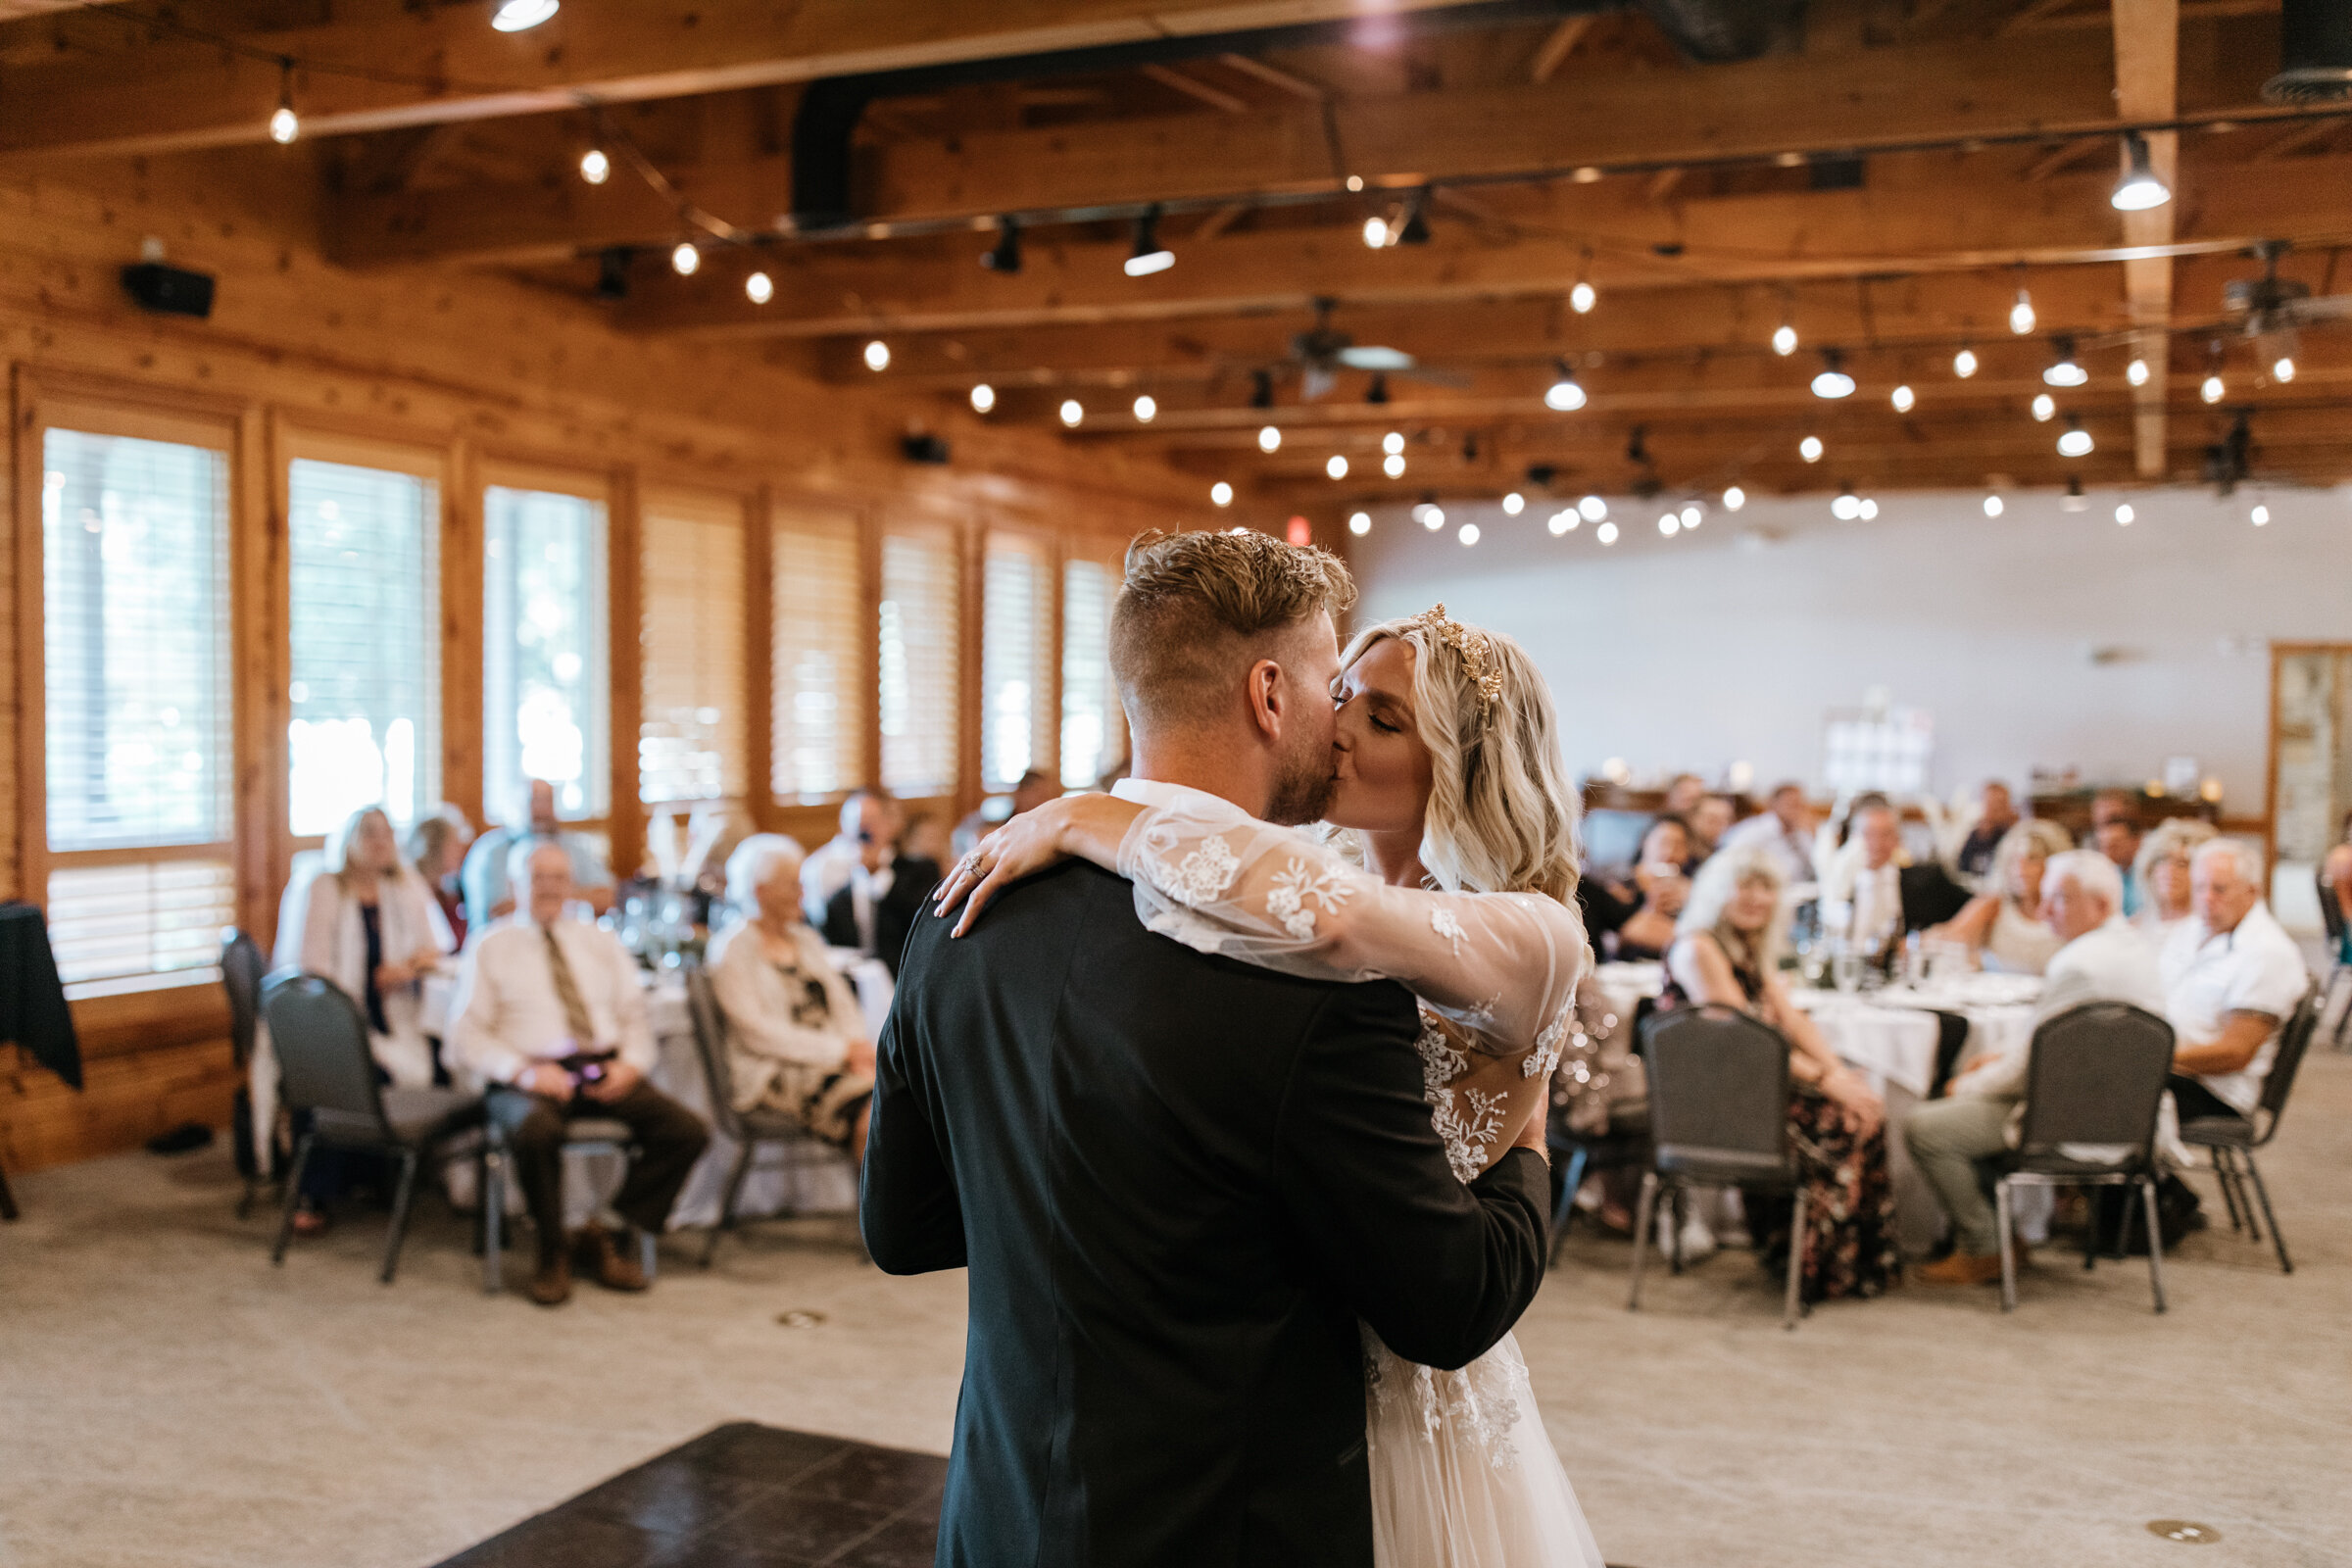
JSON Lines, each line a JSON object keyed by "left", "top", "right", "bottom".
{"left": 1244, "top": 658, "right": 1285, "bottom": 743}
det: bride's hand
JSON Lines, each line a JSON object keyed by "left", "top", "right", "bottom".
{"left": 933, "top": 793, "right": 1144, "bottom": 936}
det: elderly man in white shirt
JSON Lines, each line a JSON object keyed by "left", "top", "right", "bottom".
{"left": 2158, "top": 839, "right": 2309, "bottom": 1123}
{"left": 449, "top": 841, "right": 710, "bottom": 1305}
{"left": 1902, "top": 850, "right": 2165, "bottom": 1285}
{"left": 1716, "top": 780, "right": 1817, "bottom": 887}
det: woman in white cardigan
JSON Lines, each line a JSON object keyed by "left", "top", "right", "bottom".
{"left": 292, "top": 806, "right": 453, "bottom": 1089}
{"left": 707, "top": 835, "right": 876, "bottom": 1160}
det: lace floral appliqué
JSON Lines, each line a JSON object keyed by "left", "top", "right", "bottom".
{"left": 1430, "top": 906, "right": 1466, "bottom": 955}
{"left": 1264, "top": 856, "right": 1355, "bottom": 941}
{"left": 1144, "top": 831, "right": 1241, "bottom": 908}
{"left": 1362, "top": 1323, "right": 1524, "bottom": 1470}
{"left": 1523, "top": 1004, "right": 1572, "bottom": 1080}
{"left": 1417, "top": 1009, "right": 1504, "bottom": 1184}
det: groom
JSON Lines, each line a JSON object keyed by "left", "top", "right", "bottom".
{"left": 861, "top": 528, "right": 1551, "bottom": 1567}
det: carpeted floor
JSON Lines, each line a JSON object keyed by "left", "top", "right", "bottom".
{"left": 2, "top": 1053, "right": 2347, "bottom": 1568}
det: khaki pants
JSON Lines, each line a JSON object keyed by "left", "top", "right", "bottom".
{"left": 1899, "top": 1095, "right": 2012, "bottom": 1256}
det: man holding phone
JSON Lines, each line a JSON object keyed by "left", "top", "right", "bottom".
{"left": 449, "top": 841, "right": 710, "bottom": 1305}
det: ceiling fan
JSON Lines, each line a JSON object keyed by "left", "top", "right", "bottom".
{"left": 2222, "top": 241, "right": 2352, "bottom": 336}
{"left": 1281, "top": 298, "right": 1470, "bottom": 399}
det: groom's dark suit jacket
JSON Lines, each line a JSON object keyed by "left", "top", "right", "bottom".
{"left": 860, "top": 858, "right": 1550, "bottom": 1568}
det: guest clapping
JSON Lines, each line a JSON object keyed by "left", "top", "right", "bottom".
{"left": 1924, "top": 819, "right": 2071, "bottom": 975}
{"left": 2132, "top": 816, "right": 2217, "bottom": 944}
{"left": 709, "top": 837, "right": 877, "bottom": 1162}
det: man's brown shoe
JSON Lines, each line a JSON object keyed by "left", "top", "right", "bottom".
{"left": 573, "top": 1224, "right": 650, "bottom": 1292}
{"left": 1918, "top": 1250, "right": 2003, "bottom": 1286}
{"left": 529, "top": 1253, "right": 572, "bottom": 1306}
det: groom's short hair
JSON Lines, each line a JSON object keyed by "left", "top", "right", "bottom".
{"left": 1111, "top": 528, "right": 1355, "bottom": 729}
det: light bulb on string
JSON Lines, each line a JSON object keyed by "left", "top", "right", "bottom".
{"left": 1361, "top": 216, "right": 1390, "bottom": 249}
{"left": 2201, "top": 372, "right": 2225, "bottom": 404}
{"left": 1326, "top": 454, "right": 1348, "bottom": 479}
{"left": 2127, "top": 358, "right": 2150, "bottom": 387}
{"left": 1799, "top": 435, "right": 1824, "bottom": 463}
{"left": 1383, "top": 454, "right": 1405, "bottom": 478}
{"left": 1348, "top": 511, "right": 1372, "bottom": 536}
{"left": 1132, "top": 394, "right": 1157, "bottom": 423}
{"left": 1832, "top": 487, "right": 1860, "bottom": 521}
{"left": 2032, "top": 392, "right": 2056, "bottom": 421}
{"left": 1210, "top": 481, "right": 1233, "bottom": 507}
{"left": 1422, "top": 505, "right": 1446, "bottom": 532}
{"left": 1058, "top": 399, "right": 1084, "bottom": 427}
{"left": 969, "top": 383, "right": 996, "bottom": 415}
{"left": 269, "top": 58, "right": 300, "bottom": 144}
{"left": 743, "top": 270, "right": 773, "bottom": 305}
{"left": 1383, "top": 431, "right": 1405, "bottom": 456}
{"left": 1578, "top": 495, "right": 1608, "bottom": 521}
{"left": 1984, "top": 494, "right": 2005, "bottom": 517}
{"left": 1548, "top": 510, "right": 1576, "bottom": 535}
{"left": 670, "top": 241, "right": 700, "bottom": 276}
{"left": 1891, "top": 383, "right": 1915, "bottom": 413}
{"left": 1772, "top": 320, "right": 1798, "bottom": 357}
{"left": 2009, "top": 284, "right": 2036, "bottom": 335}
{"left": 1257, "top": 424, "right": 1282, "bottom": 454}
{"left": 1459, "top": 523, "right": 1481, "bottom": 547}
{"left": 1858, "top": 498, "right": 1879, "bottom": 520}
{"left": 1595, "top": 520, "right": 1619, "bottom": 545}
{"left": 2115, "top": 503, "right": 2135, "bottom": 526}
{"left": 1953, "top": 345, "right": 1979, "bottom": 379}
{"left": 1723, "top": 486, "right": 1745, "bottom": 512}
{"left": 1659, "top": 513, "right": 1681, "bottom": 537}
{"left": 579, "top": 147, "right": 611, "bottom": 185}
{"left": 2110, "top": 130, "right": 2172, "bottom": 212}
{"left": 2251, "top": 503, "right": 2271, "bottom": 526}
{"left": 1570, "top": 278, "right": 1596, "bottom": 315}
{"left": 1680, "top": 504, "right": 1702, "bottom": 529}
{"left": 2273, "top": 356, "right": 2297, "bottom": 383}
{"left": 862, "top": 339, "right": 891, "bottom": 371}
{"left": 1502, "top": 492, "right": 1525, "bottom": 515}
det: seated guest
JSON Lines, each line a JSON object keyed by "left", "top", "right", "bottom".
{"left": 1953, "top": 779, "right": 2022, "bottom": 883}
{"left": 801, "top": 788, "right": 898, "bottom": 926}
{"left": 1662, "top": 771, "right": 1706, "bottom": 818}
{"left": 407, "top": 808, "right": 472, "bottom": 951}
{"left": 459, "top": 777, "right": 615, "bottom": 929}
{"left": 1903, "top": 850, "right": 2164, "bottom": 1284}
{"left": 1823, "top": 794, "right": 1971, "bottom": 956}
{"left": 1688, "top": 794, "right": 1738, "bottom": 864}
{"left": 448, "top": 842, "right": 710, "bottom": 1306}
{"left": 1718, "top": 780, "right": 1817, "bottom": 887}
{"left": 1925, "top": 819, "right": 2072, "bottom": 975}
{"left": 2090, "top": 789, "right": 2147, "bottom": 917}
{"left": 822, "top": 798, "right": 943, "bottom": 978}
{"left": 708, "top": 837, "right": 876, "bottom": 1162}
{"left": 282, "top": 805, "right": 455, "bottom": 1237}
{"left": 1578, "top": 815, "right": 1691, "bottom": 961}
{"left": 2160, "top": 840, "right": 2308, "bottom": 1123}
{"left": 1659, "top": 844, "right": 1898, "bottom": 1300}
{"left": 954, "top": 768, "right": 1063, "bottom": 859}
{"left": 2132, "top": 816, "right": 2217, "bottom": 945}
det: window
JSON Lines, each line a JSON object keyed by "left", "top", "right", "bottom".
{"left": 1061, "top": 553, "right": 1122, "bottom": 789}
{"left": 483, "top": 480, "right": 609, "bottom": 822}
{"left": 639, "top": 488, "right": 748, "bottom": 804}
{"left": 286, "top": 450, "right": 440, "bottom": 836}
{"left": 40, "top": 422, "right": 235, "bottom": 991}
{"left": 878, "top": 527, "right": 960, "bottom": 798}
{"left": 981, "top": 531, "right": 1055, "bottom": 792}
{"left": 771, "top": 505, "right": 865, "bottom": 803}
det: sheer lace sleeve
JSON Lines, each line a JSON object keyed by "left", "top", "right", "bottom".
{"left": 1116, "top": 796, "right": 1589, "bottom": 1067}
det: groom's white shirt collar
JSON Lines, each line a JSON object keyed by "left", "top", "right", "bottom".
{"left": 1111, "top": 775, "right": 1237, "bottom": 816}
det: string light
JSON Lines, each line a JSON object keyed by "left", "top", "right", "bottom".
{"left": 1124, "top": 206, "right": 1174, "bottom": 276}
{"left": 1681, "top": 504, "right": 1702, "bottom": 529}
{"left": 1772, "top": 320, "right": 1799, "bottom": 357}
{"left": 1210, "top": 481, "right": 1233, "bottom": 507}
{"left": 1891, "top": 383, "right": 1915, "bottom": 413}
{"left": 2043, "top": 338, "right": 2087, "bottom": 387}
{"left": 862, "top": 339, "right": 890, "bottom": 371}
{"left": 2115, "top": 503, "right": 2135, "bottom": 525}
{"left": 1858, "top": 497, "right": 1879, "bottom": 520}
{"left": 1383, "top": 431, "right": 1405, "bottom": 455}
{"left": 1799, "top": 435, "right": 1824, "bottom": 463}
{"left": 1544, "top": 362, "right": 1587, "bottom": 411}
{"left": 1326, "top": 454, "right": 1348, "bottom": 479}
{"left": 1953, "top": 345, "right": 1980, "bottom": 378}
{"left": 1595, "top": 520, "right": 1620, "bottom": 545}
{"left": 2127, "top": 357, "right": 2151, "bottom": 387}
{"left": 579, "top": 147, "right": 611, "bottom": 185}
{"left": 1810, "top": 349, "right": 1855, "bottom": 400}
{"left": 2057, "top": 417, "right": 2093, "bottom": 458}
{"left": 670, "top": 241, "right": 700, "bottom": 276}
{"left": 1984, "top": 494, "right": 2005, "bottom": 517}
{"left": 2009, "top": 283, "right": 2036, "bottom": 335}
{"left": 1548, "top": 509, "right": 1577, "bottom": 535}
{"left": 969, "top": 384, "right": 996, "bottom": 415}
{"left": 1059, "top": 398, "right": 1084, "bottom": 427}
{"left": 2110, "top": 130, "right": 2172, "bottom": 211}
{"left": 1132, "top": 394, "right": 1157, "bottom": 423}
{"left": 2032, "top": 392, "right": 2056, "bottom": 421}
{"left": 269, "top": 58, "right": 300, "bottom": 144}
{"left": 1659, "top": 513, "right": 1682, "bottom": 536}
{"left": 1346, "top": 174, "right": 1365, "bottom": 192}
{"left": 1421, "top": 505, "right": 1446, "bottom": 532}
{"left": 1570, "top": 278, "right": 1597, "bottom": 315}
{"left": 491, "top": 0, "right": 561, "bottom": 30}
{"left": 1458, "top": 523, "right": 1481, "bottom": 547}
{"left": 2273, "top": 355, "right": 2297, "bottom": 383}
{"left": 1723, "top": 486, "right": 1746, "bottom": 512}
{"left": 1833, "top": 487, "right": 1861, "bottom": 520}
{"left": 1383, "top": 454, "right": 1405, "bottom": 478}
{"left": 1361, "top": 216, "right": 1390, "bottom": 249}
{"left": 1257, "top": 424, "right": 1282, "bottom": 454}
{"left": 1579, "top": 495, "right": 1607, "bottom": 520}
{"left": 1348, "top": 511, "right": 1372, "bottom": 535}
{"left": 2251, "top": 503, "right": 2271, "bottom": 526}
{"left": 2201, "top": 372, "right": 2225, "bottom": 404}
{"left": 743, "top": 270, "right": 772, "bottom": 304}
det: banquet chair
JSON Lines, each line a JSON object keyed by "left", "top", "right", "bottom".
{"left": 477, "top": 1114, "right": 662, "bottom": 1295}
{"left": 1994, "top": 1002, "right": 2175, "bottom": 1315}
{"left": 1545, "top": 1102, "right": 1649, "bottom": 1268}
{"left": 1629, "top": 1005, "right": 1809, "bottom": 1329}
{"left": 220, "top": 929, "right": 270, "bottom": 1219}
{"left": 2316, "top": 867, "right": 2350, "bottom": 1051}
{"left": 2176, "top": 985, "right": 2320, "bottom": 1275}
{"left": 263, "top": 973, "right": 488, "bottom": 1286}
{"left": 685, "top": 962, "right": 842, "bottom": 1267}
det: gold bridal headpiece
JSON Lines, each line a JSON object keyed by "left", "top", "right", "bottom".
{"left": 1406, "top": 604, "right": 1505, "bottom": 715}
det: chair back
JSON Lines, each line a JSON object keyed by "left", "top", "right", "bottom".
{"left": 2318, "top": 867, "right": 2349, "bottom": 952}
{"left": 262, "top": 973, "right": 391, "bottom": 1146}
{"left": 683, "top": 962, "right": 744, "bottom": 1141}
{"left": 2249, "top": 984, "right": 2322, "bottom": 1144}
{"left": 2015, "top": 1002, "right": 2174, "bottom": 1161}
{"left": 1639, "top": 1004, "right": 1792, "bottom": 1181}
{"left": 220, "top": 928, "right": 266, "bottom": 1070}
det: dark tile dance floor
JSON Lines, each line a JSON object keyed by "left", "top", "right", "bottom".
{"left": 433, "top": 1423, "right": 944, "bottom": 1568}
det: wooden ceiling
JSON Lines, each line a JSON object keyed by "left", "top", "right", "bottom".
{"left": 10, "top": 0, "right": 2348, "bottom": 508}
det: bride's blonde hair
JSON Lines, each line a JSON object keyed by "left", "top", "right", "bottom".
{"left": 1340, "top": 608, "right": 1581, "bottom": 902}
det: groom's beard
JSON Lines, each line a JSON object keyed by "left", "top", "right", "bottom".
{"left": 1264, "top": 744, "right": 1337, "bottom": 827}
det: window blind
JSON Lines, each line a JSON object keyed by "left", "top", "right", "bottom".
{"left": 40, "top": 424, "right": 235, "bottom": 992}
{"left": 287, "top": 457, "right": 440, "bottom": 836}
{"left": 878, "top": 527, "right": 961, "bottom": 798}
{"left": 1061, "top": 553, "right": 1122, "bottom": 789}
{"left": 982, "top": 531, "right": 1056, "bottom": 792}
{"left": 639, "top": 488, "right": 749, "bottom": 804}
{"left": 771, "top": 505, "right": 865, "bottom": 803}
{"left": 483, "top": 483, "right": 610, "bottom": 822}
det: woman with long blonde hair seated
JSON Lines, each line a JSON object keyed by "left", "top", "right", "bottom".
{"left": 1924, "top": 818, "right": 2072, "bottom": 974}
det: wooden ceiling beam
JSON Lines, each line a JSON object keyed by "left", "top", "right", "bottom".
{"left": 0, "top": 0, "right": 1498, "bottom": 159}
{"left": 2116, "top": 0, "right": 2180, "bottom": 479}
{"left": 607, "top": 154, "right": 2352, "bottom": 338}
{"left": 322, "top": 19, "right": 2288, "bottom": 268}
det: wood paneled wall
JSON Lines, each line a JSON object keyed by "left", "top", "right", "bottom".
{"left": 0, "top": 145, "right": 1199, "bottom": 1174}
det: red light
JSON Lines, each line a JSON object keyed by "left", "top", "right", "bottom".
{"left": 1287, "top": 515, "right": 1311, "bottom": 546}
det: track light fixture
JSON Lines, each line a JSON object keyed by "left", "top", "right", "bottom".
{"left": 1810, "top": 349, "right": 1854, "bottom": 400}
{"left": 1124, "top": 206, "right": 1174, "bottom": 276}
{"left": 2043, "top": 337, "right": 2087, "bottom": 387}
{"left": 1366, "top": 372, "right": 1391, "bottom": 406}
{"left": 1544, "top": 360, "right": 1587, "bottom": 412}
{"left": 2057, "top": 416, "right": 2093, "bottom": 458}
{"left": 981, "top": 217, "right": 1022, "bottom": 274}
{"left": 1394, "top": 190, "right": 1433, "bottom": 246}
{"left": 2061, "top": 476, "right": 2088, "bottom": 512}
{"left": 2111, "top": 130, "right": 2172, "bottom": 211}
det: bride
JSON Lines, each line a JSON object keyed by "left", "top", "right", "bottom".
{"left": 934, "top": 604, "right": 1605, "bottom": 1568}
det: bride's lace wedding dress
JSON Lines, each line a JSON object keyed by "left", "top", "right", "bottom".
{"left": 1116, "top": 793, "right": 1607, "bottom": 1568}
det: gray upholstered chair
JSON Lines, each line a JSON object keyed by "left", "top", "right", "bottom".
{"left": 1630, "top": 1004, "right": 1808, "bottom": 1329}
{"left": 263, "top": 973, "right": 486, "bottom": 1285}
{"left": 2176, "top": 984, "right": 2320, "bottom": 1275}
{"left": 1995, "top": 1002, "right": 2175, "bottom": 1314}
{"left": 685, "top": 961, "right": 844, "bottom": 1267}
{"left": 220, "top": 929, "right": 270, "bottom": 1218}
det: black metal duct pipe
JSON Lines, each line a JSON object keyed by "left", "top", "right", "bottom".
{"left": 2266, "top": 0, "right": 2352, "bottom": 105}
{"left": 791, "top": 0, "right": 1621, "bottom": 233}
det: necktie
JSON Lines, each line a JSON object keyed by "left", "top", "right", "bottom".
{"left": 542, "top": 924, "right": 597, "bottom": 1047}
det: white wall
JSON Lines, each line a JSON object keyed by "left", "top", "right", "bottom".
{"left": 1348, "top": 484, "right": 2352, "bottom": 812}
